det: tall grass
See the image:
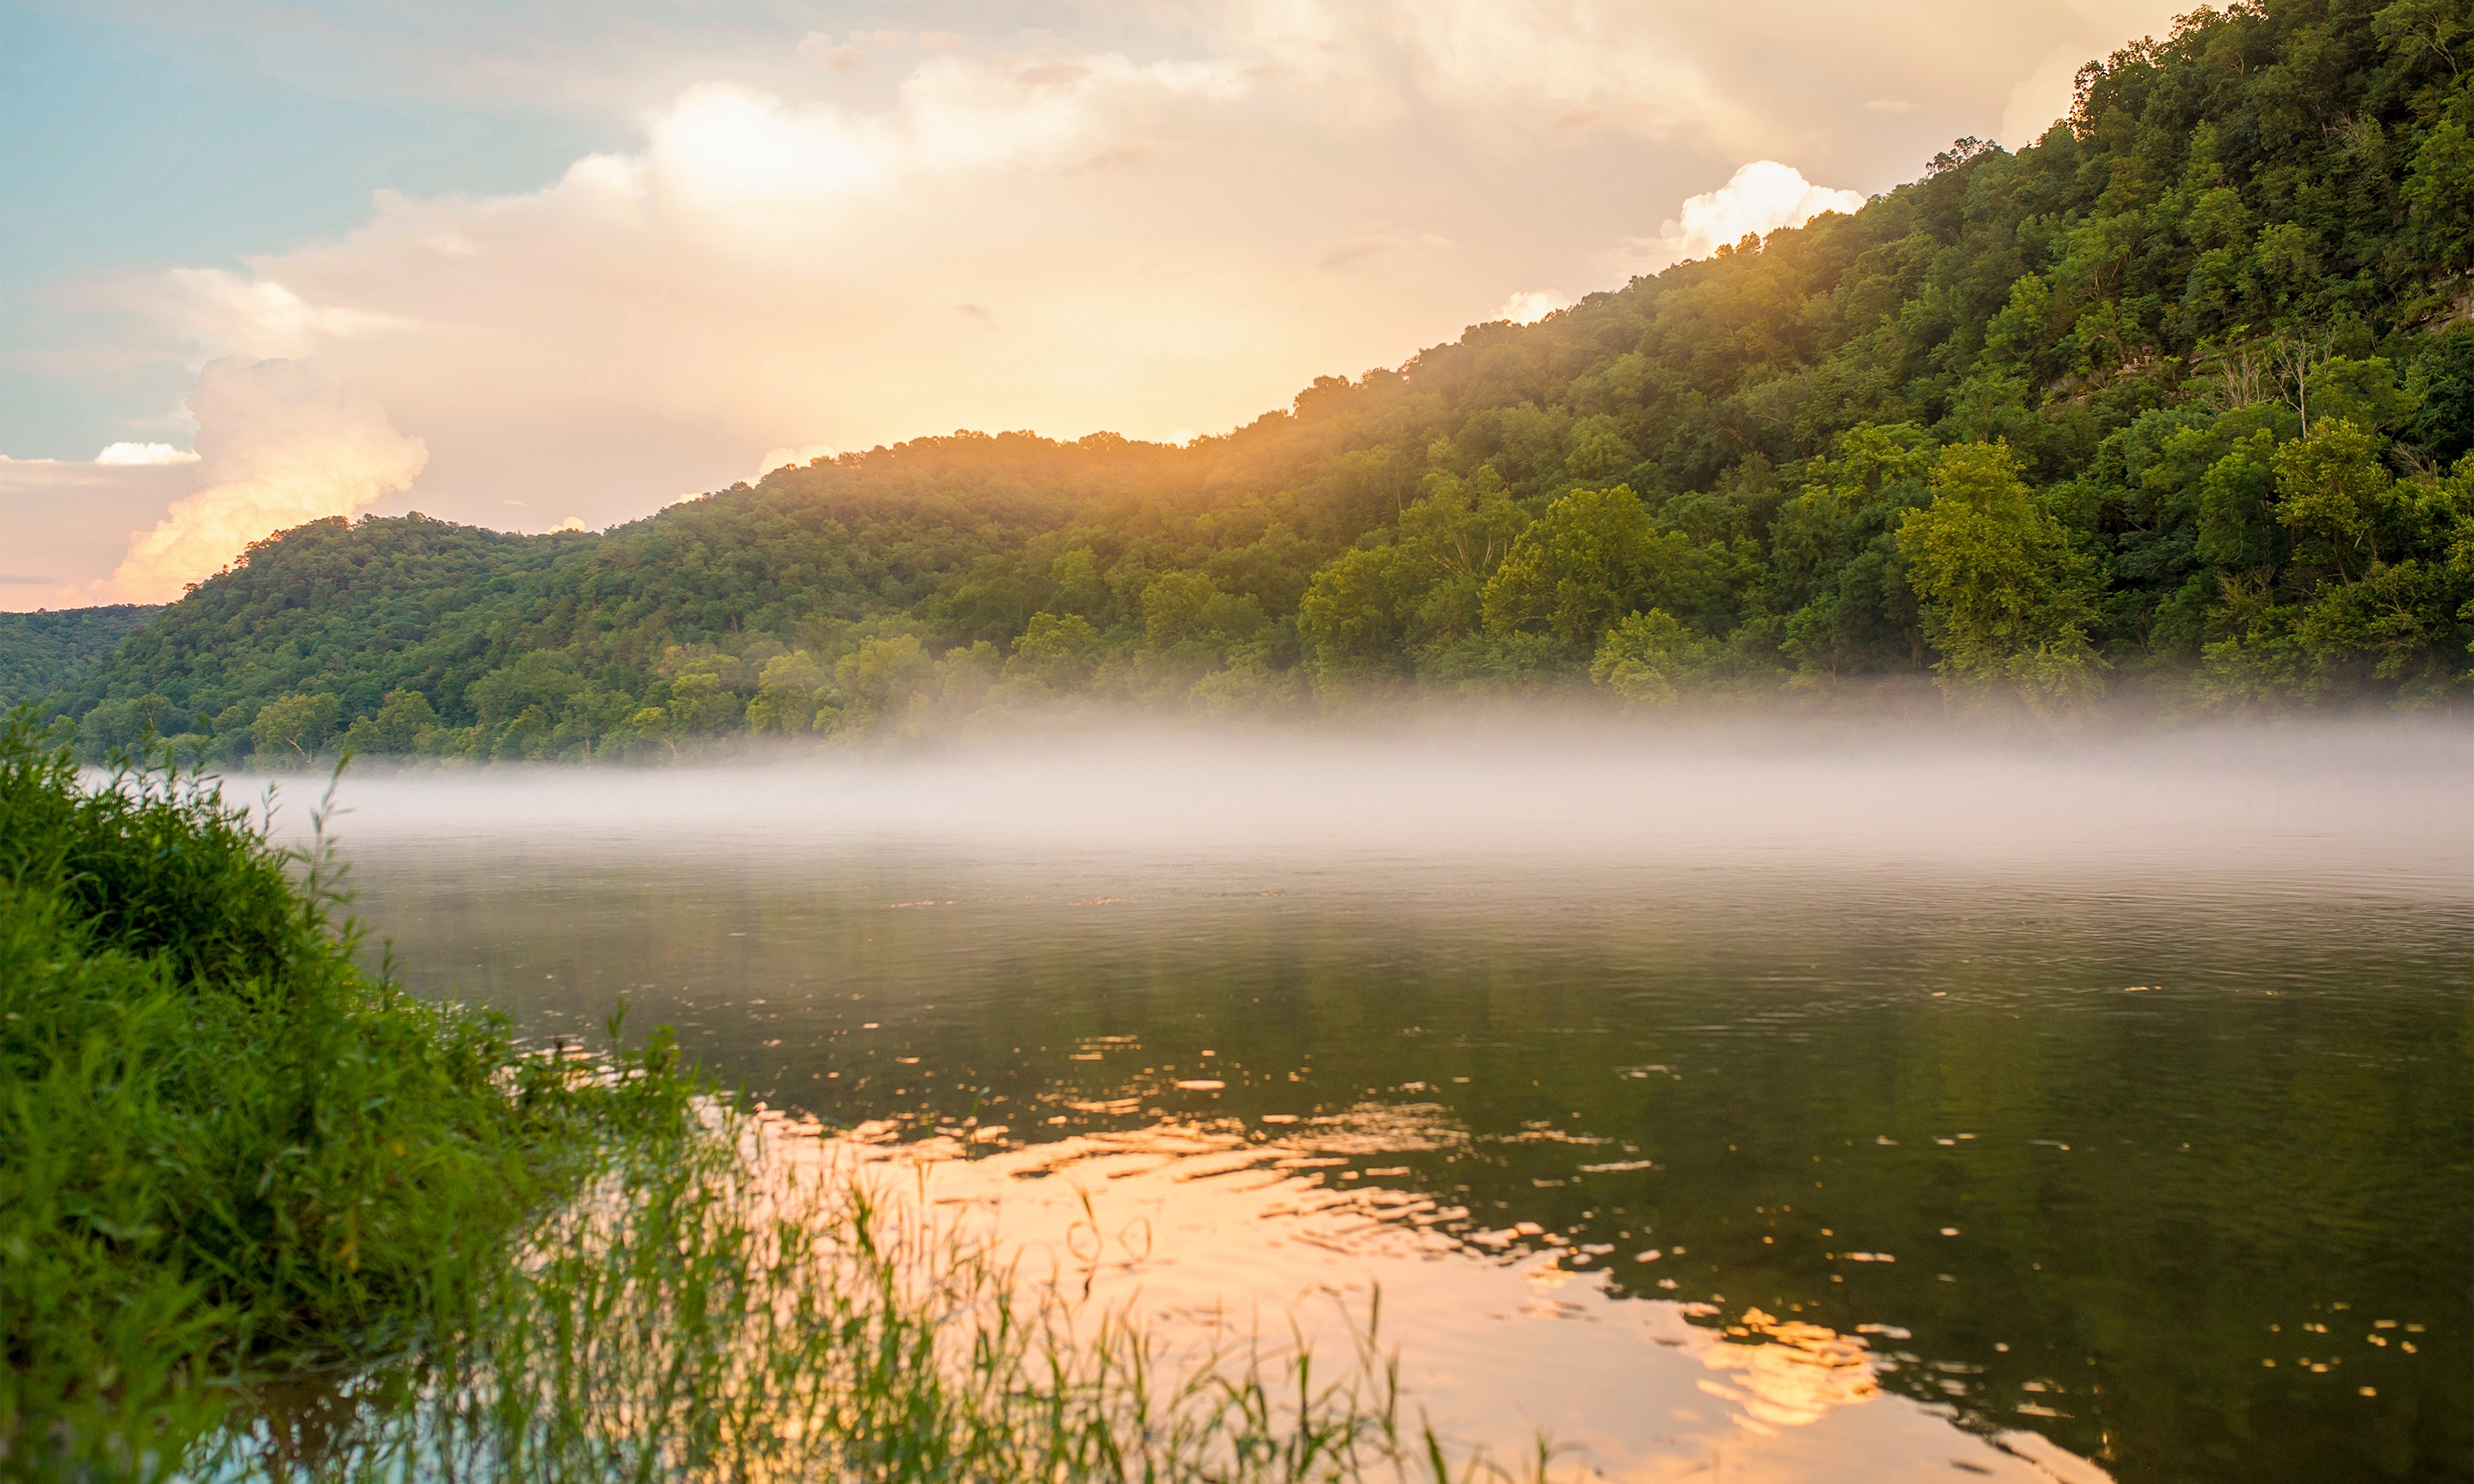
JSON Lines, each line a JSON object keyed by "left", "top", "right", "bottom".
{"left": 0, "top": 714, "right": 692, "bottom": 1479}
{"left": 3, "top": 715, "right": 1529, "bottom": 1484}
{"left": 201, "top": 1113, "right": 1516, "bottom": 1484}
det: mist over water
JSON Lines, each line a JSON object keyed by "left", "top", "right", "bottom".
{"left": 284, "top": 714, "right": 2473, "bottom": 882}
{"left": 254, "top": 718, "right": 2473, "bottom": 1484}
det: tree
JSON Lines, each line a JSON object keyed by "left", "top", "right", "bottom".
{"left": 1299, "top": 546, "right": 1413, "bottom": 680}
{"left": 2273, "top": 418, "right": 2396, "bottom": 582}
{"left": 1141, "top": 572, "right": 1220, "bottom": 647}
{"left": 342, "top": 688, "right": 439, "bottom": 754}
{"left": 250, "top": 693, "right": 342, "bottom": 765}
{"left": 1008, "top": 613, "right": 1101, "bottom": 690}
{"left": 1589, "top": 610, "right": 1710, "bottom": 711}
{"left": 1897, "top": 443, "right": 2103, "bottom": 704}
{"left": 832, "top": 636, "right": 929, "bottom": 721}
{"left": 746, "top": 652, "right": 830, "bottom": 734}
{"left": 1481, "top": 484, "right": 1712, "bottom": 658}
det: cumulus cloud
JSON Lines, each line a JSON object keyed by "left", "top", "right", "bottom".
{"left": 1596, "top": 161, "right": 1866, "bottom": 279}
{"left": 1499, "top": 289, "right": 1572, "bottom": 323}
{"left": 11, "top": 0, "right": 2191, "bottom": 558}
{"left": 108, "top": 358, "right": 427, "bottom": 602}
{"left": 756, "top": 444, "right": 836, "bottom": 481}
{"left": 94, "top": 442, "right": 201, "bottom": 465}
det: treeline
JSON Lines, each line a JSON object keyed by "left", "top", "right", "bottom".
{"left": 38, "top": 0, "right": 2474, "bottom": 763}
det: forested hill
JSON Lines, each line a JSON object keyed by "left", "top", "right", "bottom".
{"left": 0, "top": 606, "right": 159, "bottom": 712}
{"left": 42, "top": 0, "right": 2474, "bottom": 762}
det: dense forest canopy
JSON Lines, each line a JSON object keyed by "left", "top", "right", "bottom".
{"left": 29, "top": 0, "right": 2474, "bottom": 762}
{"left": 0, "top": 606, "right": 159, "bottom": 712}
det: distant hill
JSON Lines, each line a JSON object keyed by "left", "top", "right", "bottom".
{"left": 0, "top": 606, "right": 160, "bottom": 712}
{"left": 48, "top": 3, "right": 2474, "bottom": 761}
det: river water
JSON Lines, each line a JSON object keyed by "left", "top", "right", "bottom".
{"left": 274, "top": 720, "right": 2472, "bottom": 1483}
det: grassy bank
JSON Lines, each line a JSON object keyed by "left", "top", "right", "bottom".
{"left": 0, "top": 717, "right": 1493, "bottom": 1484}
{"left": 0, "top": 713, "right": 698, "bottom": 1476}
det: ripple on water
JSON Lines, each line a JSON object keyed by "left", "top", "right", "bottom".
{"left": 765, "top": 1118, "right": 2116, "bottom": 1483}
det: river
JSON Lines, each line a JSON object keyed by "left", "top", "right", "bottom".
{"left": 265, "top": 718, "right": 2472, "bottom": 1483}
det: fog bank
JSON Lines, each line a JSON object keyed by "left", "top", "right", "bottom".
{"left": 242, "top": 717, "right": 2474, "bottom": 895}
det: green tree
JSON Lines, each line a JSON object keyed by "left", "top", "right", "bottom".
{"left": 250, "top": 693, "right": 342, "bottom": 765}
{"left": 833, "top": 635, "right": 930, "bottom": 721}
{"left": 2273, "top": 418, "right": 2397, "bottom": 582}
{"left": 663, "top": 672, "right": 743, "bottom": 736}
{"left": 1141, "top": 572, "right": 1220, "bottom": 648}
{"left": 342, "top": 688, "right": 440, "bottom": 754}
{"left": 1299, "top": 546, "right": 1414, "bottom": 681}
{"left": 1897, "top": 443, "right": 2103, "bottom": 703}
{"left": 746, "top": 652, "right": 830, "bottom": 734}
{"left": 1008, "top": 613, "right": 1101, "bottom": 690}
{"left": 1481, "top": 484, "right": 1707, "bottom": 657}
{"left": 2195, "top": 432, "right": 2281, "bottom": 573}
{"left": 1589, "top": 610, "right": 1711, "bottom": 711}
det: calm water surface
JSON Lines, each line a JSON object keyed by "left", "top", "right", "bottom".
{"left": 281, "top": 724, "right": 2472, "bottom": 1483}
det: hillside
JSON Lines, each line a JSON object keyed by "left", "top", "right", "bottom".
{"left": 41, "top": 0, "right": 2474, "bottom": 761}
{"left": 0, "top": 606, "right": 160, "bottom": 712}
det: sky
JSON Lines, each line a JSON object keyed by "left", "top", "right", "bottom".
{"left": 0, "top": 0, "right": 2191, "bottom": 612}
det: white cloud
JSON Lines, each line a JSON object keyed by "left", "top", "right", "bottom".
{"left": 1499, "top": 289, "right": 1572, "bottom": 323}
{"left": 108, "top": 358, "right": 427, "bottom": 603}
{"left": 756, "top": 444, "right": 836, "bottom": 481}
{"left": 1596, "top": 161, "right": 1866, "bottom": 279}
{"left": 95, "top": 442, "right": 201, "bottom": 465}
{"left": 120, "top": 52, "right": 1443, "bottom": 532}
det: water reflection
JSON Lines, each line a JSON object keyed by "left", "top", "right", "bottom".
{"left": 262, "top": 724, "right": 2473, "bottom": 1483}
{"left": 794, "top": 1118, "right": 2113, "bottom": 1482}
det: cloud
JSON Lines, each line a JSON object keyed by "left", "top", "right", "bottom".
{"left": 1864, "top": 98, "right": 1919, "bottom": 114}
{"left": 1499, "top": 289, "right": 1572, "bottom": 323}
{"left": 755, "top": 444, "right": 836, "bottom": 481}
{"left": 108, "top": 358, "right": 427, "bottom": 603}
{"left": 1596, "top": 161, "right": 1866, "bottom": 279}
{"left": 15, "top": 0, "right": 2194, "bottom": 558}
{"left": 1214, "top": 0, "right": 1760, "bottom": 147}
{"left": 0, "top": 454, "right": 206, "bottom": 612}
{"left": 94, "top": 442, "right": 201, "bottom": 465}
{"left": 2000, "top": 42, "right": 2090, "bottom": 147}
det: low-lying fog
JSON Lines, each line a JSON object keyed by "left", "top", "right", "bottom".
{"left": 253, "top": 716, "right": 2473, "bottom": 893}
{"left": 218, "top": 713, "right": 2470, "bottom": 1484}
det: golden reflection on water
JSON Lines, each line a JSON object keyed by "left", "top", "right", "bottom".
{"left": 757, "top": 1110, "right": 2113, "bottom": 1484}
